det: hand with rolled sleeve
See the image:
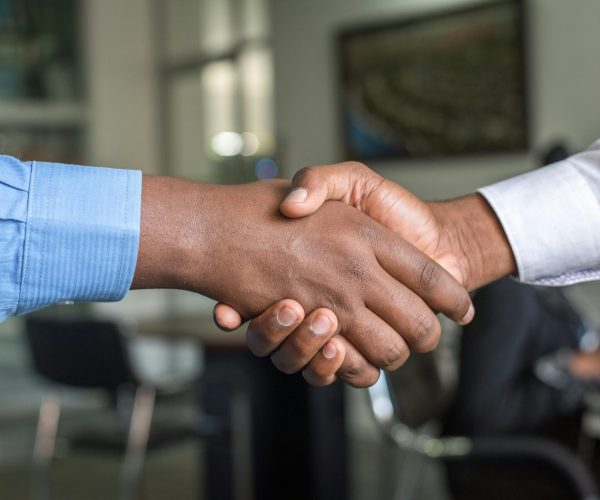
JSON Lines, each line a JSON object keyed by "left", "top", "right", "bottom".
{"left": 215, "top": 139, "right": 600, "bottom": 386}
{"left": 0, "top": 155, "right": 473, "bottom": 388}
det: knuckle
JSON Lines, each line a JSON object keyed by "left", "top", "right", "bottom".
{"left": 292, "top": 166, "right": 318, "bottom": 185}
{"left": 338, "top": 359, "right": 364, "bottom": 380}
{"left": 356, "top": 220, "right": 376, "bottom": 244}
{"left": 344, "top": 161, "right": 384, "bottom": 193}
{"left": 344, "top": 160, "right": 368, "bottom": 173}
{"left": 245, "top": 329, "right": 270, "bottom": 357}
{"left": 379, "top": 342, "right": 409, "bottom": 371}
{"left": 345, "top": 369, "right": 381, "bottom": 388}
{"left": 416, "top": 259, "right": 442, "bottom": 291}
{"left": 341, "top": 256, "right": 371, "bottom": 283}
{"left": 410, "top": 312, "right": 441, "bottom": 353}
{"left": 323, "top": 292, "right": 348, "bottom": 315}
{"left": 387, "top": 285, "right": 409, "bottom": 309}
{"left": 270, "top": 353, "right": 299, "bottom": 375}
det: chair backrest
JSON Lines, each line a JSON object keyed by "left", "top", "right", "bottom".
{"left": 24, "top": 317, "right": 135, "bottom": 391}
{"left": 385, "top": 352, "right": 446, "bottom": 428}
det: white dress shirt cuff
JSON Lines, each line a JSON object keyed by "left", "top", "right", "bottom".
{"left": 478, "top": 161, "right": 600, "bottom": 286}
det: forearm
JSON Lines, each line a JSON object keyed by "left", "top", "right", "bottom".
{"left": 131, "top": 175, "right": 216, "bottom": 294}
{"left": 429, "top": 193, "right": 516, "bottom": 291}
{"left": 131, "top": 175, "right": 294, "bottom": 311}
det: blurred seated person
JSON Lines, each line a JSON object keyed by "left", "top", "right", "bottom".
{"left": 443, "top": 277, "right": 596, "bottom": 437}
{"left": 441, "top": 278, "right": 600, "bottom": 500}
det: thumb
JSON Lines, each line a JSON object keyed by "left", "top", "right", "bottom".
{"left": 280, "top": 162, "right": 379, "bottom": 218}
{"left": 280, "top": 168, "right": 332, "bottom": 218}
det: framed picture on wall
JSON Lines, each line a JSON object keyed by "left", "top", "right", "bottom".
{"left": 338, "top": 0, "right": 528, "bottom": 161}
{"left": 0, "top": 0, "right": 84, "bottom": 163}
{"left": 0, "top": 0, "right": 81, "bottom": 102}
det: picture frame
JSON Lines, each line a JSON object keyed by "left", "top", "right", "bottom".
{"left": 337, "top": 0, "right": 529, "bottom": 161}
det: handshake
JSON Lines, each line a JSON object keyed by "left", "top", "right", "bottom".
{"left": 133, "top": 161, "right": 516, "bottom": 388}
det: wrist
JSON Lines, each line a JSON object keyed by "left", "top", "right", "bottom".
{"left": 131, "top": 175, "right": 214, "bottom": 293}
{"left": 429, "top": 194, "right": 516, "bottom": 291}
{"left": 132, "top": 177, "right": 293, "bottom": 312}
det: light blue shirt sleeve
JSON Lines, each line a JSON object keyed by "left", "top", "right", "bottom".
{"left": 0, "top": 155, "right": 142, "bottom": 322}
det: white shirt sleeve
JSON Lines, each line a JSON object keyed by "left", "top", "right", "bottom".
{"left": 478, "top": 139, "right": 600, "bottom": 286}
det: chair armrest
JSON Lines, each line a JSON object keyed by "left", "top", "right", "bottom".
{"left": 458, "top": 436, "right": 599, "bottom": 500}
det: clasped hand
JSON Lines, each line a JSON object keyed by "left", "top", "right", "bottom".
{"left": 212, "top": 163, "right": 477, "bottom": 388}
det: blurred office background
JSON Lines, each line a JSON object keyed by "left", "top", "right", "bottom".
{"left": 1, "top": 0, "right": 600, "bottom": 499}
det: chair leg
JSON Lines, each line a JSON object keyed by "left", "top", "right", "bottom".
{"left": 120, "top": 386, "right": 156, "bottom": 500}
{"left": 577, "top": 427, "right": 596, "bottom": 466}
{"left": 32, "top": 394, "right": 61, "bottom": 500}
{"left": 393, "top": 450, "right": 426, "bottom": 500}
{"left": 230, "top": 389, "right": 253, "bottom": 500}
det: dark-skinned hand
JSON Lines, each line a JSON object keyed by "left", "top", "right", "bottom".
{"left": 214, "top": 162, "right": 515, "bottom": 386}
{"left": 133, "top": 176, "right": 474, "bottom": 387}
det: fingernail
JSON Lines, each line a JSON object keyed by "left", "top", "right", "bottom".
{"left": 311, "top": 314, "right": 332, "bottom": 335}
{"left": 284, "top": 188, "right": 308, "bottom": 204}
{"left": 277, "top": 307, "right": 297, "bottom": 327}
{"left": 459, "top": 304, "right": 475, "bottom": 325}
{"left": 323, "top": 342, "right": 337, "bottom": 360}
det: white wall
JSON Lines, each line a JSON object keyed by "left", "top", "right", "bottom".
{"left": 270, "top": 0, "right": 600, "bottom": 199}
{"left": 84, "top": 0, "right": 160, "bottom": 173}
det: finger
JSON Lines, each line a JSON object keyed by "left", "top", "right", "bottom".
{"left": 336, "top": 338, "right": 381, "bottom": 388}
{"left": 366, "top": 273, "right": 442, "bottom": 354}
{"left": 213, "top": 303, "right": 245, "bottom": 331}
{"left": 343, "top": 309, "right": 412, "bottom": 372}
{"left": 281, "top": 162, "right": 382, "bottom": 218}
{"left": 245, "top": 300, "right": 305, "bottom": 357}
{"left": 302, "top": 337, "right": 346, "bottom": 387}
{"left": 270, "top": 308, "right": 339, "bottom": 374}
{"left": 369, "top": 227, "right": 474, "bottom": 325}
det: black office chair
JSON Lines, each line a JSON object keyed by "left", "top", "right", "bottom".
{"left": 25, "top": 317, "right": 221, "bottom": 500}
{"left": 367, "top": 356, "right": 600, "bottom": 500}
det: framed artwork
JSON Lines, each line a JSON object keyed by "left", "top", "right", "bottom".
{"left": 0, "top": 0, "right": 83, "bottom": 163}
{"left": 338, "top": 0, "right": 528, "bottom": 161}
{"left": 0, "top": 0, "right": 81, "bottom": 102}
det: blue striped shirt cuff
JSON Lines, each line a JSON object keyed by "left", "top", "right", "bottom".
{"left": 17, "top": 161, "right": 142, "bottom": 315}
{"left": 0, "top": 156, "right": 30, "bottom": 321}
